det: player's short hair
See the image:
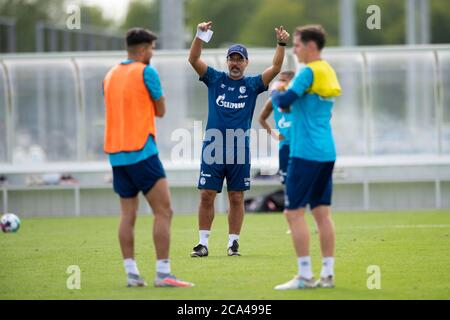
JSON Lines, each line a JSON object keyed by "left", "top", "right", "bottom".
{"left": 280, "top": 70, "right": 295, "bottom": 81}
{"left": 126, "top": 28, "right": 157, "bottom": 49}
{"left": 294, "top": 25, "right": 326, "bottom": 51}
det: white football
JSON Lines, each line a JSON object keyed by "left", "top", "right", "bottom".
{"left": 0, "top": 213, "right": 21, "bottom": 233}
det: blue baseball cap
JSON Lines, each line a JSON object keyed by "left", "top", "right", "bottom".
{"left": 227, "top": 44, "right": 248, "bottom": 60}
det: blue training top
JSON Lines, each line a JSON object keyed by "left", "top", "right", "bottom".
{"left": 270, "top": 89, "right": 292, "bottom": 148}
{"left": 200, "top": 66, "right": 267, "bottom": 155}
{"left": 273, "top": 60, "right": 341, "bottom": 162}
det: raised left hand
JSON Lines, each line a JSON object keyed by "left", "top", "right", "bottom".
{"left": 275, "top": 26, "right": 290, "bottom": 44}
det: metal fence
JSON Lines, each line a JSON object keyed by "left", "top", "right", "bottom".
{"left": 0, "top": 17, "right": 124, "bottom": 53}
{"left": 0, "top": 17, "right": 16, "bottom": 53}
{"left": 34, "top": 22, "right": 124, "bottom": 52}
{"left": 1, "top": 45, "right": 449, "bottom": 164}
{"left": 1, "top": 45, "right": 450, "bottom": 215}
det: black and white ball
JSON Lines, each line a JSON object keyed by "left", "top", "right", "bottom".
{"left": 0, "top": 213, "right": 21, "bottom": 233}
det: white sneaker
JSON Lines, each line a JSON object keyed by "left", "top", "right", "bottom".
{"left": 126, "top": 273, "right": 147, "bottom": 287}
{"left": 154, "top": 274, "right": 195, "bottom": 288}
{"left": 315, "top": 275, "right": 335, "bottom": 288}
{"left": 274, "top": 275, "right": 316, "bottom": 290}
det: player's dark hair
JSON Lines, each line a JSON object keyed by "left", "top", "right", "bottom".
{"left": 280, "top": 70, "right": 295, "bottom": 80}
{"left": 126, "top": 28, "right": 157, "bottom": 48}
{"left": 294, "top": 25, "right": 326, "bottom": 51}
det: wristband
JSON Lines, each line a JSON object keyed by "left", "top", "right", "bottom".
{"left": 278, "top": 42, "right": 287, "bottom": 46}
{"left": 196, "top": 28, "right": 214, "bottom": 43}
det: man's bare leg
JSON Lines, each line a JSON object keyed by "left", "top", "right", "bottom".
{"left": 191, "top": 189, "right": 217, "bottom": 257}
{"left": 227, "top": 191, "right": 245, "bottom": 255}
{"left": 119, "top": 196, "right": 147, "bottom": 286}
{"left": 198, "top": 189, "right": 217, "bottom": 231}
{"left": 284, "top": 208, "right": 310, "bottom": 258}
{"left": 274, "top": 207, "right": 315, "bottom": 290}
{"left": 312, "top": 205, "right": 335, "bottom": 286}
{"left": 145, "top": 178, "right": 173, "bottom": 261}
{"left": 144, "top": 178, "right": 194, "bottom": 287}
{"left": 119, "top": 196, "right": 139, "bottom": 260}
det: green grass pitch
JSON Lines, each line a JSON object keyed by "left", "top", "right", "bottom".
{"left": 1, "top": 211, "right": 449, "bottom": 300}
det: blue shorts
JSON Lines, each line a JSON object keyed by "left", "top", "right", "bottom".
{"left": 198, "top": 162, "right": 251, "bottom": 193}
{"left": 285, "top": 157, "right": 334, "bottom": 210}
{"left": 112, "top": 154, "right": 166, "bottom": 198}
{"left": 198, "top": 144, "right": 251, "bottom": 193}
{"left": 279, "top": 144, "right": 290, "bottom": 185}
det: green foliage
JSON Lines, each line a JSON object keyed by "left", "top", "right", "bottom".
{"left": 187, "top": 0, "right": 336, "bottom": 48}
{"left": 237, "top": 0, "right": 304, "bottom": 47}
{"left": 122, "top": 0, "right": 160, "bottom": 33}
{"left": 356, "top": 0, "right": 405, "bottom": 45}
{"left": 186, "top": 0, "right": 449, "bottom": 48}
{"left": 0, "top": 0, "right": 115, "bottom": 52}
{"left": 0, "top": 0, "right": 66, "bottom": 52}
{"left": 80, "top": 5, "right": 113, "bottom": 28}
{"left": 238, "top": 0, "right": 339, "bottom": 47}
{"left": 431, "top": 0, "right": 450, "bottom": 44}
{"left": 186, "top": 0, "right": 262, "bottom": 48}
{"left": 1, "top": 0, "right": 448, "bottom": 52}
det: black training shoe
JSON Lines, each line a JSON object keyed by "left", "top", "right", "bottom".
{"left": 227, "top": 240, "right": 241, "bottom": 256}
{"left": 190, "top": 244, "right": 209, "bottom": 257}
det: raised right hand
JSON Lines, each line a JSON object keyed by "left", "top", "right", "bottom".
{"left": 197, "top": 21, "right": 212, "bottom": 32}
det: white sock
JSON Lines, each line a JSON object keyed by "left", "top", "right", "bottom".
{"left": 156, "top": 259, "right": 171, "bottom": 275}
{"left": 297, "top": 256, "right": 313, "bottom": 279}
{"left": 321, "top": 257, "right": 335, "bottom": 278}
{"left": 199, "top": 230, "right": 210, "bottom": 247}
{"left": 228, "top": 234, "right": 239, "bottom": 248}
{"left": 123, "top": 258, "right": 139, "bottom": 275}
